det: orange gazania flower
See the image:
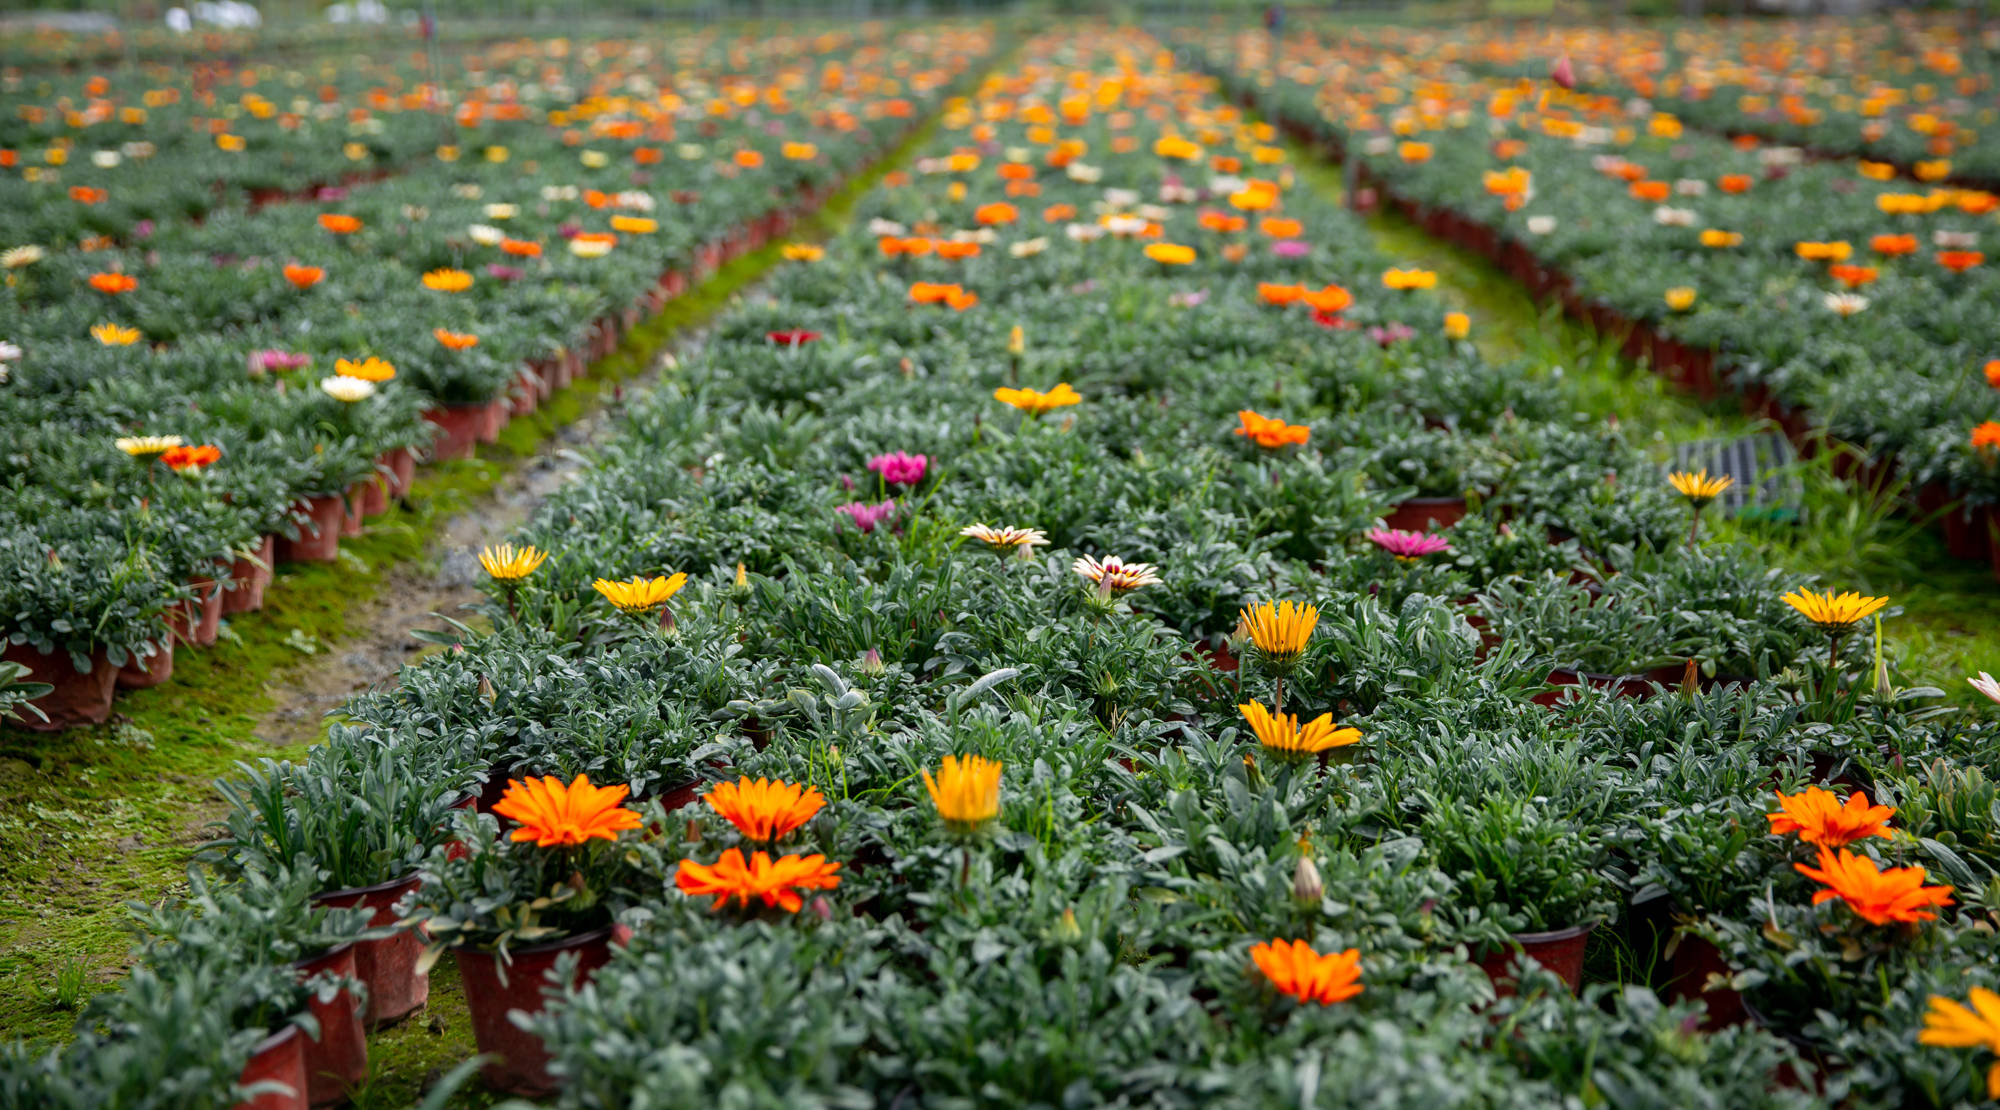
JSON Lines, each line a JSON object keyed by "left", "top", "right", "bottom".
{"left": 1938, "top": 250, "right": 1985, "bottom": 273}
{"left": 1795, "top": 240, "right": 1853, "bottom": 262}
{"left": 1984, "top": 360, "right": 2000, "bottom": 389}
{"left": 70, "top": 185, "right": 107, "bottom": 205}
{"left": 1236, "top": 410, "right": 1309, "bottom": 449}
{"left": 1258, "top": 282, "right": 1307, "bottom": 306}
{"left": 974, "top": 202, "right": 1019, "bottom": 226}
{"left": 675, "top": 847, "right": 841, "bottom": 912}
{"left": 88, "top": 272, "right": 137, "bottom": 295}
{"left": 160, "top": 444, "right": 222, "bottom": 472}
{"left": 1249, "top": 939, "right": 1363, "bottom": 1005}
{"left": 1301, "top": 284, "right": 1352, "bottom": 314}
{"left": 1042, "top": 203, "right": 1077, "bottom": 222}
{"left": 1199, "top": 211, "right": 1247, "bottom": 233}
{"left": 500, "top": 238, "right": 542, "bottom": 257}
{"left": 1918, "top": 989, "right": 2000, "bottom": 1099}
{"left": 318, "top": 213, "right": 362, "bottom": 234}
{"left": 1871, "top": 233, "right": 1919, "bottom": 256}
{"left": 283, "top": 264, "right": 325, "bottom": 290}
{"left": 733, "top": 149, "right": 765, "bottom": 168}
{"left": 1629, "top": 180, "right": 1672, "bottom": 203}
{"left": 1795, "top": 846, "right": 1953, "bottom": 926}
{"left": 1767, "top": 786, "right": 1895, "bottom": 848}
{"left": 433, "top": 328, "right": 479, "bottom": 351}
{"left": 879, "top": 236, "right": 933, "bottom": 258}
{"left": 934, "top": 240, "right": 981, "bottom": 260}
{"left": 909, "top": 281, "right": 977, "bottom": 310}
{"left": 1828, "top": 264, "right": 1878, "bottom": 287}
{"left": 1144, "top": 243, "right": 1195, "bottom": 265}
{"left": 1974, "top": 422, "right": 2000, "bottom": 452}
{"left": 702, "top": 777, "right": 826, "bottom": 843}
{"left": 490, "top": 773, "right": 643, "bottom": 848}
{"left": 335, "top": 356, "right": 395, "bottom": 382}
{"left": 1260, "top": 217, "right": 1303, "bottom": 238}
{"left": 422, "top": 268, "right": 473, "bottom": 292}
{"left": 1717, "top": 173, "right": 1754, "bottom": 194}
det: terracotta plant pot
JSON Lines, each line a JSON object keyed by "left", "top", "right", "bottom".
{"left": 1381, "top": 496, "right": 1467, "bottom": 534}
{"left": 277, "top": 496, "right": 344, "bottom": 563}
{"left": 224, "top": 536, "right": 277, "bottom": 615}
{"left": 379, "top": 447, "right": 416, "bottom": 500}
{"left": 179, "top": 577, "right": 224, "bottom": 647}
{"left": 293, "top": 944, "right": 368, "bottom": 1107}
{"left": 232, "top": 1024, "right": 308, "bottom": 1110}
{"left": 423, "top": 403, "right": 485, "bottom": 462}
{"left": 475, "top": 396, "right": 508, "bottom": 444}
{"left": 116, "top": 638, "right": 174, "bottom": 690}
{"left": 455, "top": 926, "right": 616, "bottom": 1096}
{"left": 1476, "top": 920, "right": 1596, "bottom": 995}
{"left": 357, "top": 468, "right": 389, "bottom": 518}
{"left": 3, "top": 642, "right": 117, "bottom": 731}
{"left": 1667, "top": 928, "right": 1746, "bottom": 1029}
{"left": 339, "top": 485, "right": 366, "bottom": 537}
{"left": 312, "top": 874, "right": 428, "bottom": 1028}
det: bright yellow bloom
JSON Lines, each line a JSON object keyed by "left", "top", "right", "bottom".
{"left": 1664, "top": 286, "right": 1697, "bottom": 311}
{"left": 592, "top": 572, "right": 688, "bottom": 614}
{"left": 1443, "top": 312, "right": 1471, "bottom": 339}
{"left": 781, "top": 243, "right": 824, "bottom": 262}
{"left": 335, "top": 356, "right": 396, "bottom": 382}
{"left": 1919, "top": 989, "right": 2000, "bottom": 1099}
{"left": 92, "top": 323, "right": 141, "bottom": 346}
{"left": 1667, "top": 469, "right": 1733, "bottom": 506}
{"left": 610, "top": 215, "right": 658, "bottom": 234}
{"left": 1239, "top": 701, "right": 1360, "bottom": 757}
{"left": 994, "top": 382, "right": 1081, "bottom": 415}
{"left": 1144, "top": 242, "right": 1196, "bottom": 265}
{"left": 1699, "top": 229, "right": 1742, "bottom": 248}
{"left": 923, "top": 754, "right": 1002, "bottom": 831}
{"left": 1241, "top": 600, "right": 1318, "bottom": 668}
{"left": 479, "top": 543, "right": 548, "bottom": 580}
{"left": 421, "top": 268, "right": 473, "bottom": 292}
{"left": 1382, "top": 267, "right": 1437, "bottom": 291}
{"left": 1781, "top": 588, "right": 1888, "bottom": 633}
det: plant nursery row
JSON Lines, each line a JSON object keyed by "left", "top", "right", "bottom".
{"left": 1183, "top": 19, "right": 2000, "bottom": 577}
{"left": 9, "top": 25, "right": 2000, "bottom": 1110}
{"left": 0, "top": 21, "right": 995, "bottom": 730}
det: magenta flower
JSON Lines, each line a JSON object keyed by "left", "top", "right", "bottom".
{"left": 837, "top": 499, "right": 897, "bottom": 534}
{"left": 1367, "top": 528, "right": 1451, "bottom": 559}
{"left": 867, "top": 452, "right": 929, "bottom": 487}
{"left": 1368, "top": 322, "right": 1415, "bottom": 347}
{"left": 485, "top": 263, "right": 524, "bottom": 281}
{"left": 1271, "top": 239, "right": 1311, "bottom": 258}
{"left": 248, "top": 349, "right": 310, "bottom": 374}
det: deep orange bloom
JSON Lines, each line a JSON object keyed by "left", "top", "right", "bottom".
{"left": 1795, "top": 847, "right": 1953, "bottom": 926}
{"left": 1975, "top": 421, "right": 2000, "bottom": 452}
{"left": 1236, "top": 410, "right": 1309, "bottom": 449}
{"left": 1938, "top": 250, "right": 1985, "bottom": 273}
{"left": 1985, "top": 360, "right": 2000, "bottom": 389}
{"left": 1258, "top": 282, "right": 1306, "bottom": 306}
{"left": 1828, "top": 264, "right": 1877, "bottom": 288}
{"left": 318, "top": 213, "right": 362, "bottom": 234}
{"left": 909, "top": 281, "right": 976, "bottom": 310}
{"left": 1300, "top": 284, "right": 1352, "bottom": 314}
{"left": 973, "top": 202, "right": 1018, "bottom": 226}
{"left": 879, "top": 236, "right": 933, "bottom": 258}
{"left": 733, "top": 149, "right": 765, "bottom": 168}
{"left": 283, "top": 264, "right": 325, "bottom": 289}
{"left": 675, "top": 847, "right": 841, "bottom": 912}
{"left": 1250, "top": 939, "right": 1363, "bottom": 1005}
{"left": 88, "top": 272, "right": 137, "bottom": 295}
{"left": 491, "top": 773, "right": 643, "bottom": 848}
{"left": 422, "top": 268, "right": 473, "bottom": 292}
{"left": 1260, "top": 217, "right": 1303, "bottom": 238}
{"left": 1871, "top": 233, "right": 1919, "bottom": 256}
{"left": 934, "top": 240, "right": 981, "bottom": 260}
{"left": 161, "top": 444, "right": 222, "bottom": 472}
{"left": 69, "top": 185, "right": 107, "bottom": 205}
{"left": 1767, "top": 786, "right": 1895, "bottom": 847}
{"left": 1629, "top": 180, "right": 1671, "bottom": 203}
{"left": 1042, "top": 203, "right": 1077, "bottom": 222}
{"left": 1717, "top": 174, "right": 1754, "bottom": 194}
{"left": 500, "top": 238, "right": 542, "bottom": 257}
{"left": 702, "top": 777, "right": 826, "bottom": 842}
{"left": 433, "top": 328, "right": 479, "bottom": 351}
{"left": 1199, "top": 211, "right": 1247, "bottom": 233}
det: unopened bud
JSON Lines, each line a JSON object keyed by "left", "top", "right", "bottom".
{"left": 1055, "top": 905, "right": 1082, "bottom": 941}
{"left": 861, "top": 647, "right": 884, "bottom": 674}
{"left": 657, "top": 607, "right": 678, "bottom": 637}
{"left": 477, "top": 674, "right": 496, "bottom": 706}
{"left": 1007, "top": 324, "right": 1024, "bottom": 356}
{"left": 1292, "top": 854, "right": 1324, "bottom": 905}
{"left": 732, "top": 561, "right": 751, "bottom": 600}
{"left": 810, "top": 895, "right": 833, "bottom": 921}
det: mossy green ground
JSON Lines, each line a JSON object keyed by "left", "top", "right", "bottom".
{"left": 1288, "top": 147, "right": 2000, "bottom": 702}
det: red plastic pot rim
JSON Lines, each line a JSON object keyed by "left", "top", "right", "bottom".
{"left": 291, "top": 941, "right": 356, "bottom": 972}
{"left": 250, "top": 1021, "right": 302, "bottom": 1055}
{"left": 469, "top": 923, "right": 617, "bottom": 962}
{"left": 1508, "top": 920, "right": 1598, "bottom": 946}
{"left": 312, "top": 870, "right": 421, "bottom": 905}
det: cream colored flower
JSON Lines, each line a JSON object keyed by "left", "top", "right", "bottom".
{"left": 2, "top": 245, "right": 46, "bottom": 269}
{"left": 1008, "top": 237, "right": 1049, "bottom": 258}
{"left": 116, "top": 435, "right": 183, "bottom": 457}
{"left": 468, "top": 224, "right": 505, "bottom": 246}
{"left": 482, "top": 203, "right": 517, "bottom": 220}
{"left": 1824, "top": 292, "right": 1870, "bottom": 317}
{"left": 319, "top": 375, "right": 376, "bottom": 402}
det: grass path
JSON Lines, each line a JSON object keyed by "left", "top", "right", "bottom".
{"left": 1283, "top": 141, "right": 2000, "bottom": 701}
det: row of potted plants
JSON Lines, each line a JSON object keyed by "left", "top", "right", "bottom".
{"left": 1185, "top": 21, "right": 2000, "bottom": 578}
{"left": 19, "top": 27, "right": 1995, "bottom": 1106}
{"left": 0, "top": 21, "right": 1000, "bottom": 730}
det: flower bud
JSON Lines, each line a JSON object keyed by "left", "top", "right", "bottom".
{"left": 1055, "top": 905, "right": 1082, "bottom": 942}
{"left": 1007, "top": 324, "right": 1025, "bottom": 356}
{"left": 478, "top": 674, "right": 496, "bottom": 706}
{"left": 1292, "top": 854, "right": 1324, "bottom": 906}
{"left": 861, "top": 647, "right": 884, "bottom": 674}
{"left": 732, "top": 561, "right": 751, "bottom": 600}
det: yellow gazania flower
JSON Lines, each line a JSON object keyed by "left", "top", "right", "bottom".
{"left": 1664, "top": 286, "right": 1697, "bottom": 311}
{"left": 593, "top": 572, "right": 688, "bottom": 614}
{"left": 1699, "top": 229, "right": 1743, "bottom": 248}
{"left": 994, "top": 382, "right": 1081, "bottom": 415}
{"left": 92, "top": 322, "right": 141, "bottom": 346}
{"left": 610, "top": 215, "right": 658, "bottom": 234}
{"left": 1240, "top": 600, "right": 1319, "bottom": 669}
{"left": 116, "top": 434, "right": 183, "bottom": 458}
{"left": 1238, "top": 701, "right": 1361, "bottom": 758}
{"left": 781, "top": 243, "right": 824, "bottom": 262}
{"left": 1144, "top": 242, "right": 1196, "bottom": 265}
{"left": 1781, "top": 588, "right": 1888, "bottom": 634}
{"left": 1382, "top": 267, "right": 1437, "bottom": 291}
{"left": 1443, "top": 312, "right": 1471, "bottom": 339}
{"left": 422, "top": 268, "right": 473, "bottom": 292}
{"left": 922, "top": 754, "right": 1002, "bottom": 831}
{"left": 335, "top": 356, "right": 396, "bottom": 382}
{"left": 479, "top": 543, "right": 549, "bottom": 580}
{"left": 1919, "top": 988, "right": 2000, "bottom": 1099}
{"left": 1667, "top": 469, "right": 1733, "bottom": 506}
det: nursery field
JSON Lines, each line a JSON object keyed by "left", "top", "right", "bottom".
{"left": 6, "top": 11, "right": 2000, "bottom": 1110}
